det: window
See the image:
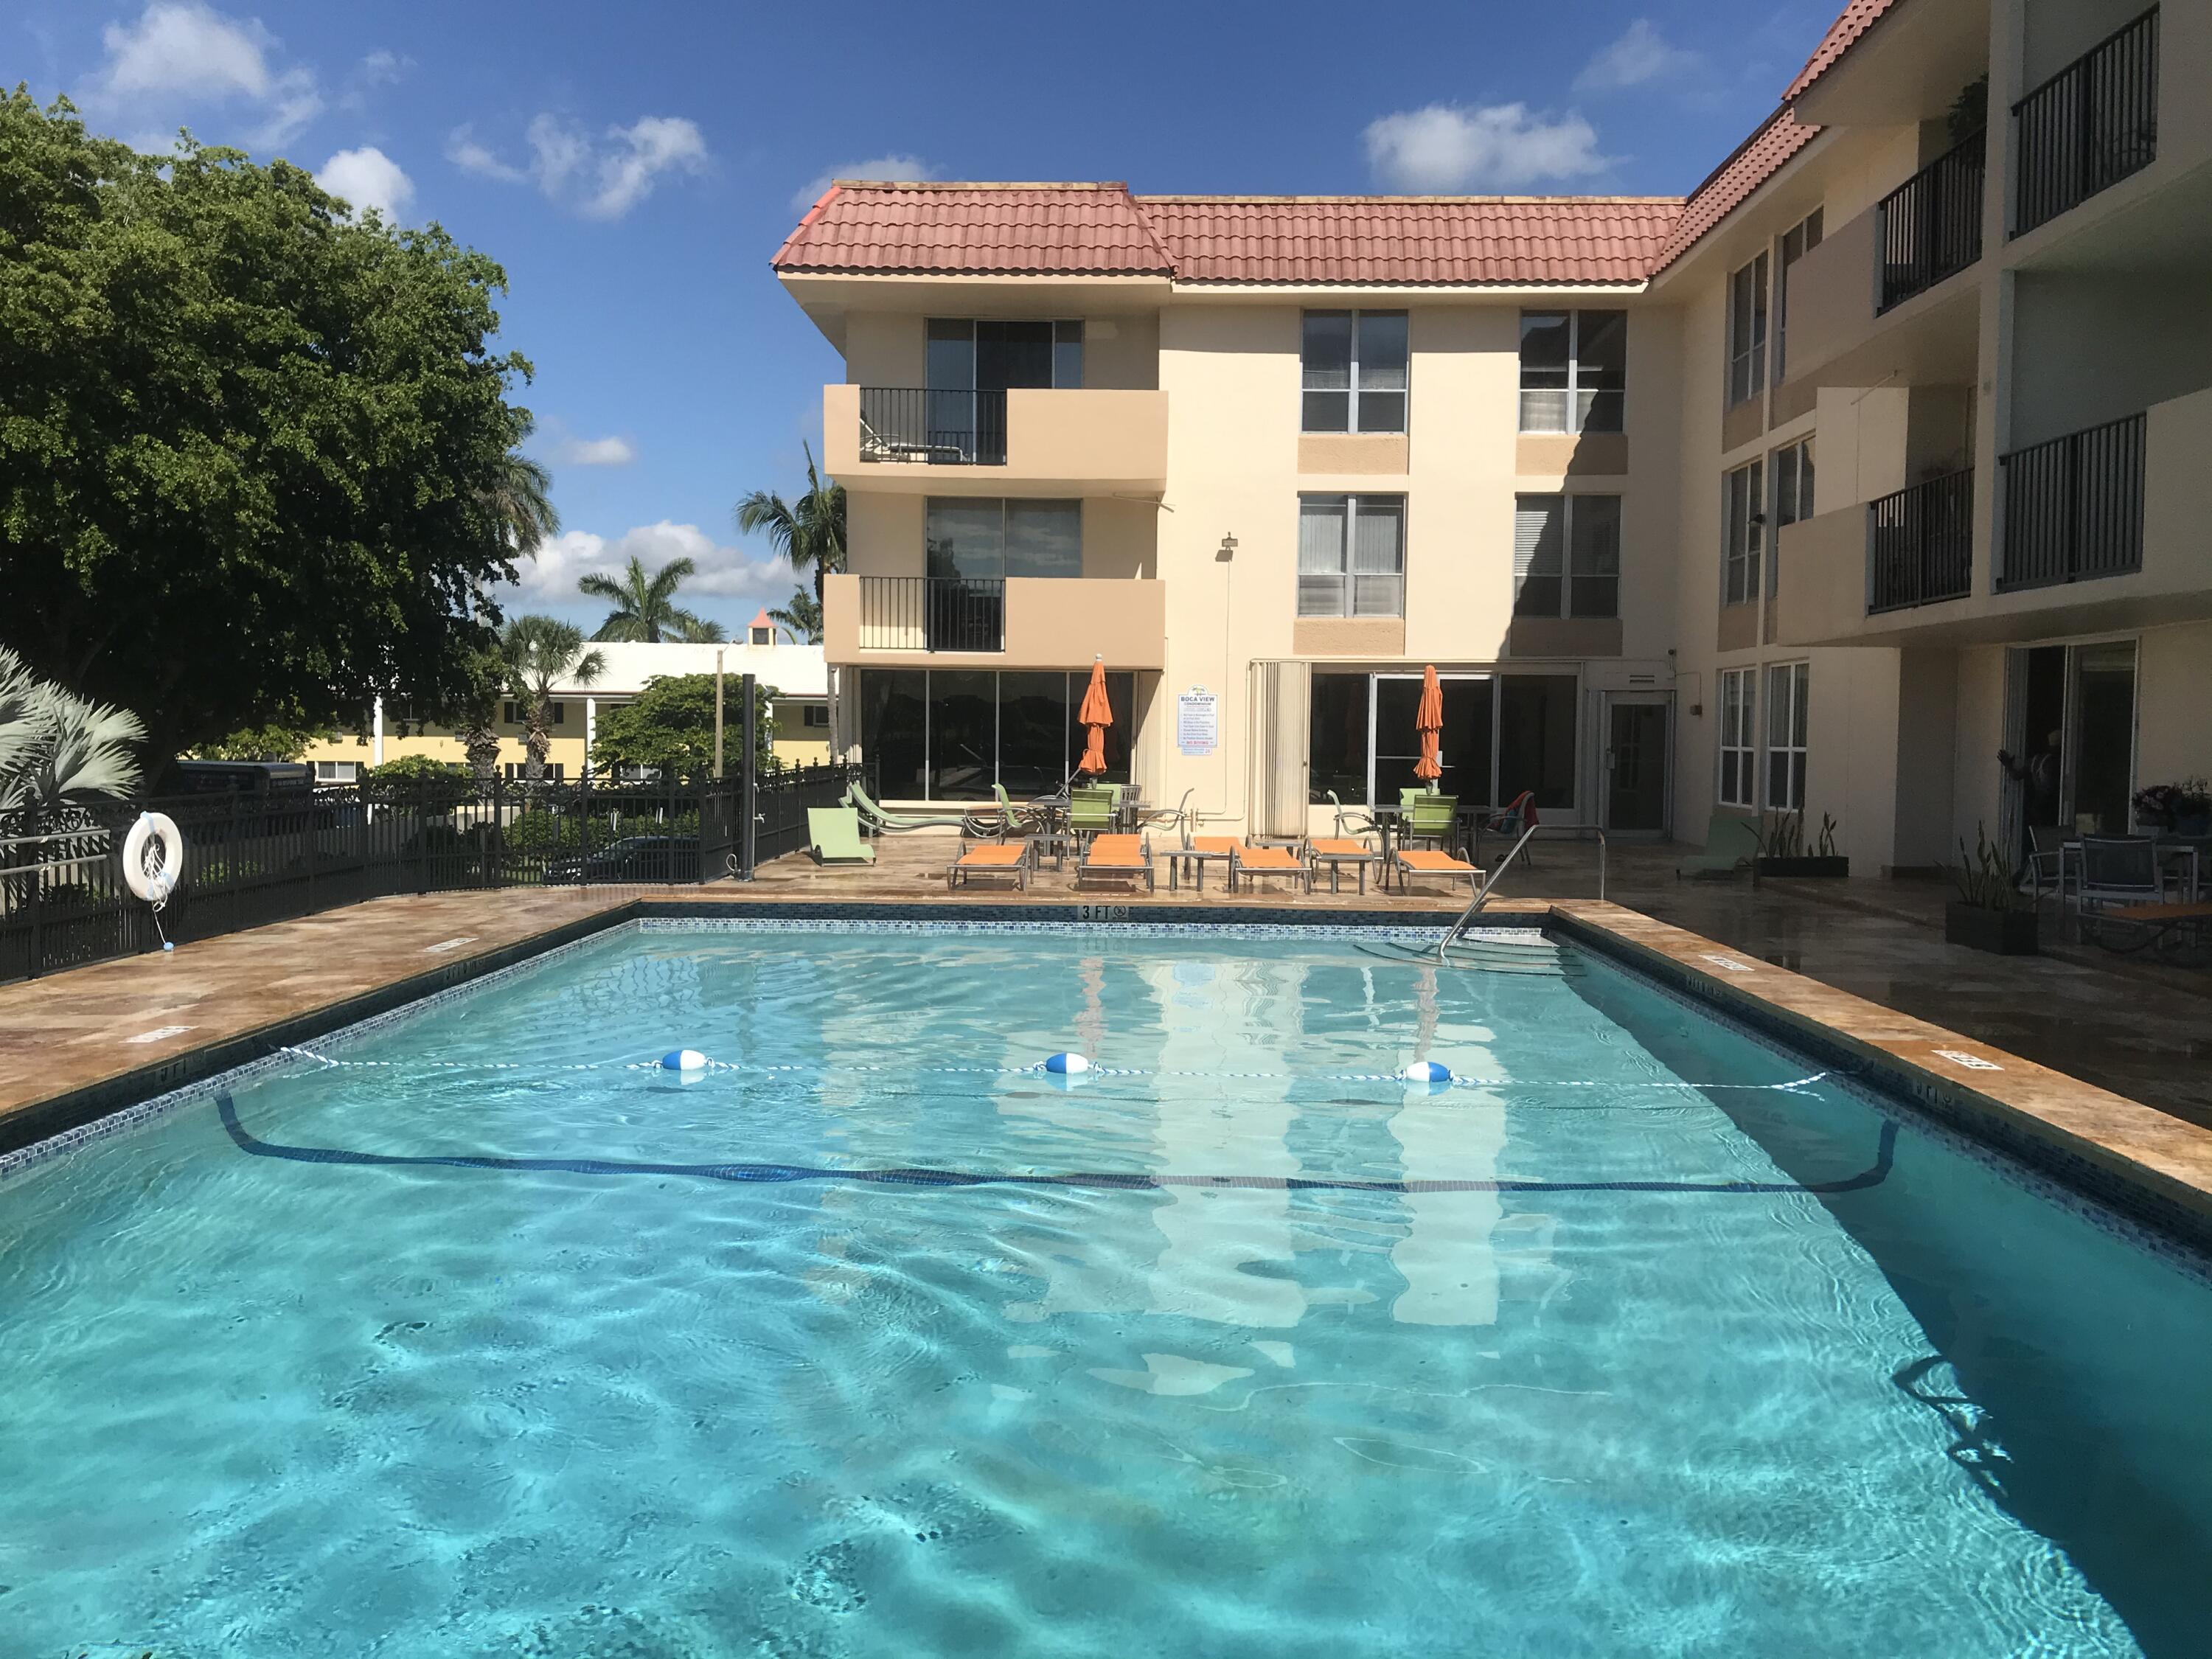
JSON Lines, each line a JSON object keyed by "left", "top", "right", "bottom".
{"left": 1718, "top": 668, "right": 1756, "bottom": 807}
{"left": 1298, "top": 495, "right": 1405, "bottom": 618}
{"left": 1301, "top": 311, "right": 1408, "bottom": 433}
{"left": 1723, "top": 460, "right": 1765, "bottom": 605}
{"left": 925, "top": 498, "right": 1082, "bottom": 580}
{"left": 802, "top": 704, "right": 830, "bottom": 729}
{"left": 1728, "top": 253, "right": 1769, "bottom": 407}
{"left": 502, "top": 762, "right": 566, "bottom": 782}
{"left": 313, "top": 760, "right": 359, "bottom": 783}
{"left": 551, "top": 701, "right": 566, "bottom": 727}
{"left": 1772, "top": 439, "right": 1815, "bottom": 529}
{"left": 1306, "top": 670, "right": 1573, "bottom": 810}
{"left": 1514, "top": 495, "right": 1621, "bottom": 619}
{"left": 926, "top": 319, "right": 1084, "bottom": 390}
{"left": 751, "top": 625, "right": 773, "bottom": 645}
{"left": 1764, "top": 661, "right": 1809, "bottom": 811}
{"left": 1498, "top": 675, "right": 1578, "bottom": 810}
{"left": 502, "top": 700, "right": 517, "bottom": 726}
{"left": 858, "top": 669, "right": 1134, "bottom": 800}
{"left": 1773, "top": 210, "right": 1823, "bottom": 382}
{"left": 1518, "top": 310, "right": 1627, "bottom": 433}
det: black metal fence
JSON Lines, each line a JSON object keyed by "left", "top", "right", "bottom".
{"left": 856, "top": 387, "right": 1008, "bottom": 465}
{"left": 1877, "top": 133, "right": 1984, "bottom": 313}
{"left": 2013, "top": 6, "right": 2159, "bottom": 237}
{"left": 855, "top": 575, "right": 1007, "bottom": 653}
{"left": 1868, "top": 468, "right": 1975, "bottom": 612}
{"left": 0, "top": 763, "right": 857, "bottom": 984}
{"left": 1997, "top": 412, "right": 2145, "bottom": 592}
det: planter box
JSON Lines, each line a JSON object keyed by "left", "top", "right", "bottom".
{"left": 1945, "top": 902, "right": 2039, "bottom": 955}
{"left": 1756, "top": 856, "right": 1850, "bottom": 878}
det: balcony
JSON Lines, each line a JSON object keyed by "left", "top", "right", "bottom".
{"left": 1868, "top": 469, "right": 1975, "bottom": 612}
{"left": 823, "top": 384, "right": 1168, "bottom": 496}
{"left": 1877, "top": 136, "right": 1984, "bottom": 313}
{"left": 1998, "top": 413, "right": 2145, "bottom": 591}
{"left": 824, "top": 573, "right": 1167, "bottom": 671}
{"left": 2012, "top": 7, "right": 2158, "bottom": 237}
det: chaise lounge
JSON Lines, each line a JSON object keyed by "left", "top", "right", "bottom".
{"left": 1077, "top": 832, "right": 1155, "bottom": 893}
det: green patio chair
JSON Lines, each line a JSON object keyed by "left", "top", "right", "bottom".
{"left": 844, "top": 780, "right": 969, "bottom": 833}
{"left": 1403, "top": 792, "right": 1460, "bottom": 856}
{"left": 808, "top": 807, "right": 875, "bottom": 866}
{"left": 1067, "top": 787, "right": 1117, "bottom": 848}
{"left": 1677, "top": 812, "right": 1761, "bottom": 879}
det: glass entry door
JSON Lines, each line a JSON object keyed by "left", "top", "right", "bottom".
{"left": 1603, "top": 696, "right": 1670, "bottom": 834}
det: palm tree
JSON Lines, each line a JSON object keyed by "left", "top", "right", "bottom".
{"left": 450, "top": 648, "right": 508, "bottom": 782}
{"left": 578, "top": 554, "right": 706, "bottom": 642}
{"left": 0, "top": 645, "right": 145, "bottom": 811}
{"left": 674, "top": 616, "right": 728, "bottom": 643}
{"left": 482, "top": 415, "right": 561, "bottom": 556}
{"left": 499, "top": 616, "right": 605, "bottom": 783}
{"left": 734, "top": 442, "right": 846, "bottom": 608}
{"left": 767, "top": 588, "right": 823, "bottom": 644}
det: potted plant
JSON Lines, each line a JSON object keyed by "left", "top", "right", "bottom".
{"left": 2132, "top": 779, "right": 2212, "bottom": 838}
{"left": 1946, "top": 824, "right": 2038, "bottom": 954}
{"left": 1754, "top": 811, "right": 1849, "bottom": 877}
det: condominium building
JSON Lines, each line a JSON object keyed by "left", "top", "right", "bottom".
{"left": 773, "top": 0, "right": 2208, "bottom": 868}
{"left": 297, "top": 631, "right": 832, "bottom": 782}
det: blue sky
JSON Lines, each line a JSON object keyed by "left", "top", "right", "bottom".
{"left": 17, "top": 0, "right": 1840, "bottom": 634}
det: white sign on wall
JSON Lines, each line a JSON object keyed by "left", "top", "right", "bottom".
{"left": 1176, "top": 686, "right": 1219, "bottom": 757}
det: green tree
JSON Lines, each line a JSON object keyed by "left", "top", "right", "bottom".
{"left": 483, "top": 417, "right": 561, "bottom": 555}
{"left": 766, "top": 588, "right": 823, "bottom": 644}
{"left": 0, "top": 645, "right": 144, "bottom": 810}
{"left": 0, "top": 93, "right": 539, "bottom": 771}
{"left": 734, "top": 443, "right": 846, "bottom": 608}
{"left": 499, "top": 615, "right": 604, "bottom": 782}
{"left": 192, "top": 720, "right": 336, "bottom": 762}
{"left": 591, "top": 674, "right": 776, "bottom": 781}
{"left": 578, "top": 553, "right": 706, "bottom": 642}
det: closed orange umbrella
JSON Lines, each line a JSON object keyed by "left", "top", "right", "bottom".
{"left": 1077, "top": 657, "right": 1113, "bottom": 776}
{"left": 1413, "top": 664, "right": 1444, "bottom": 787}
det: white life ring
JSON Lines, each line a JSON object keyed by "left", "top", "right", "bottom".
{"left": 123, "top": 812, "right": 184, "bottom": 904}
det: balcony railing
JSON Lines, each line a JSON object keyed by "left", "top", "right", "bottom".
{"left": 1877, "top": 135, "right": 1985, "bottom": 313}
{"left": 2013, "top": 7, "right": 2158, "bottom": 236}
{"left": 1868, "top": 468, "right": 1975, "bottom": 613}
{"left": 855, "top": 388, "right": 1007, "bottom": 466}
{"left": 1998, "top": 413, "right": 2145, "bottom": 591}
{"left": 855, "top": 576, "right": 1006, "bottom": 653}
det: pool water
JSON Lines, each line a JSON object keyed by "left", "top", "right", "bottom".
{"left": 2, "top": 922, "right": 2208, "bottom": 1657}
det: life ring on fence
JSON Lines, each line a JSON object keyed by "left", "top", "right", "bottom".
{"left": 122, "top": 811, "right": 184, "bottom": 904}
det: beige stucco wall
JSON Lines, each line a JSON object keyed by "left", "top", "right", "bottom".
{"left": 2138, "top": 621, "right": 2212, "bottom": 789}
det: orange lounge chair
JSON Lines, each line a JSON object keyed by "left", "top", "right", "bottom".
{"left": 1077, "top": 831, "right": 1155, "bottom": 893}
{"left": 1231, "top": 843, "right": 1309, "bottom": 894}
{"left": 1394, "top": 847, "right": 1483, "bottom": 896}
{"left": 948, "top": 838, "right": 1032, "bottom": 893}
{"left": 1309, "top": 835, "right": 1384, "bottom": 894}
{"left": 1169, "top": 834, "right": 1242, "bottom": 893}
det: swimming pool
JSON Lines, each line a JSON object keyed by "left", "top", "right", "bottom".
{"left": 1, "top": 920, "right": 2206, "bottom": 1656}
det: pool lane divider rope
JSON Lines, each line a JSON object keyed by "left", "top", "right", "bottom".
{"left": 217, "top": 1096, "right": 1895, "bottom": 1197}
{"left": 271, "top": 1046, "right": 1831, "bottom": 1094}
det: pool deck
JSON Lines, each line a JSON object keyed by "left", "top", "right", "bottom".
{"left": 4, "top": 835, "right": 2211, "bottom": 1253}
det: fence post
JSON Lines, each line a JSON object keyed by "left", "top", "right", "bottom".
{"left": 487, "top": 773, "right": 501, "bottom": 888}
{"left": 741, "top": 672, "right": 757, "bottom": 880}
{"left": 228, "top": 789, "right": 243, "bottom": 937}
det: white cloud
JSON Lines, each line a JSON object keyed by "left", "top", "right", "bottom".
{"left": 358, "top": 49, "right": 404, "bottom": 86}
{"left": 1362, "top": 103, "right": 1609, "bottom": 192}
{"left": 448, "top": 114, "right": 709, "bottom": 219}
{"left": 556, "top": 435, "right": 636, "bottom": 467}
{"left": 1574, "top": 19, "right": 1705, "bottom": 94}
{"left": 316, "top": 145, "right": 413, "bottom": 220}
{"left": 790, "top": 152, "right": 933, "bottom": 212}
{"left": 505, "top": 522, "right": 789, "bottom": 613}
{"left": 84, "top": 1, "right": 321, "bottom": 148}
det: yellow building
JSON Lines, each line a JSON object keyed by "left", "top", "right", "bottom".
{"left": 773, "top": 0, "right": 2208, "bottom": 871}
{"left": 299, "top": 629, "right": 832, "bottom": 782}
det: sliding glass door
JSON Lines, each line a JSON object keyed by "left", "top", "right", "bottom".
{"left": 1307, "top": 670, "right": 1582, "bottom": 815}
{"left": 860, "top": 668, "right": 1135, "bottom": 801}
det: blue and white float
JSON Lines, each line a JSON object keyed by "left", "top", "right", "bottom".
{"left": 1042, "top": 1052, "right": 1091, "bottom": 1075}
{"left": 661, "top": 1048, "right": 710, "bottom": 1073}
{"left": 1400, "top": 1060, "right": 1453, "bottom": 1084}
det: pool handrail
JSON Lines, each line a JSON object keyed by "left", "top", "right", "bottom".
{"left": 1436, "top": 824, "right": 1607, "bottom": 957}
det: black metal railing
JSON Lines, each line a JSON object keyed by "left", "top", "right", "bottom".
{"left": 1868, "top": 468, "right": 1975, "bottom": 612}
{"left": 0, "top": 765, "right": 857, "bottom": 984}
{"left": 855, "top": 575, "right": 1006, "bottom": 653}
{"left": 1877, "top": 134, "right": 1985, "bottom": 312}
{"left": 2013, "top": 6, "right": 2159, "bottom": 236}
{"left": 1997, "top": 412, "right": 2146, "bottom": 591}
{"left": 856, "top": 387, "right": 1007, "bottom": 465}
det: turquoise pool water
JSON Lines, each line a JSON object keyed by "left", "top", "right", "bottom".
{"left": 1, "top": 922, "right": 2207, "bottom": 1657}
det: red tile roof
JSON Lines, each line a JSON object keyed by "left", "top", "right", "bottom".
{"left": 1785, "top": 0, "right": 1903, "bottom": 101}
{"left": 1133, "top": 196, "right": 1681, "bottom": 286}
{"left": 1649, "top": 108, "right": 1822, "bottom": 275}
{"left": 772, "top": 182, "right": 1175, "bottom": 276}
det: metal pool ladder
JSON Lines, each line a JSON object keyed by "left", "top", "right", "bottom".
{"left": 1436, "top": 824, "right": 1607, "bottom": 959}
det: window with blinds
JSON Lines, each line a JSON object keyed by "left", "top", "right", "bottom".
{"left": 1301, "top": 312, "right": 1409, "bottom": 434}
{"left": 1298, "top": 495, "right": 1405, "bottom": 617}
{"left": 1518, "top": 310, "right": 1627, "bottom": 434}
{"left": 1514, "top": 495, "right": 1621, "bottom": 619}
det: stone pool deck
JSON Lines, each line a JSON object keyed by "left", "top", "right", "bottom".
{"left": 2, "top": 837, "right": 2209, "bottom": 1252}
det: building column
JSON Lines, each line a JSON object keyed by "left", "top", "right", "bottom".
{"left": 585, "top": 695, "right": 597, "bottom": 779}
{"left": 372, "top": 695, "right": 385, "bottom": 767}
